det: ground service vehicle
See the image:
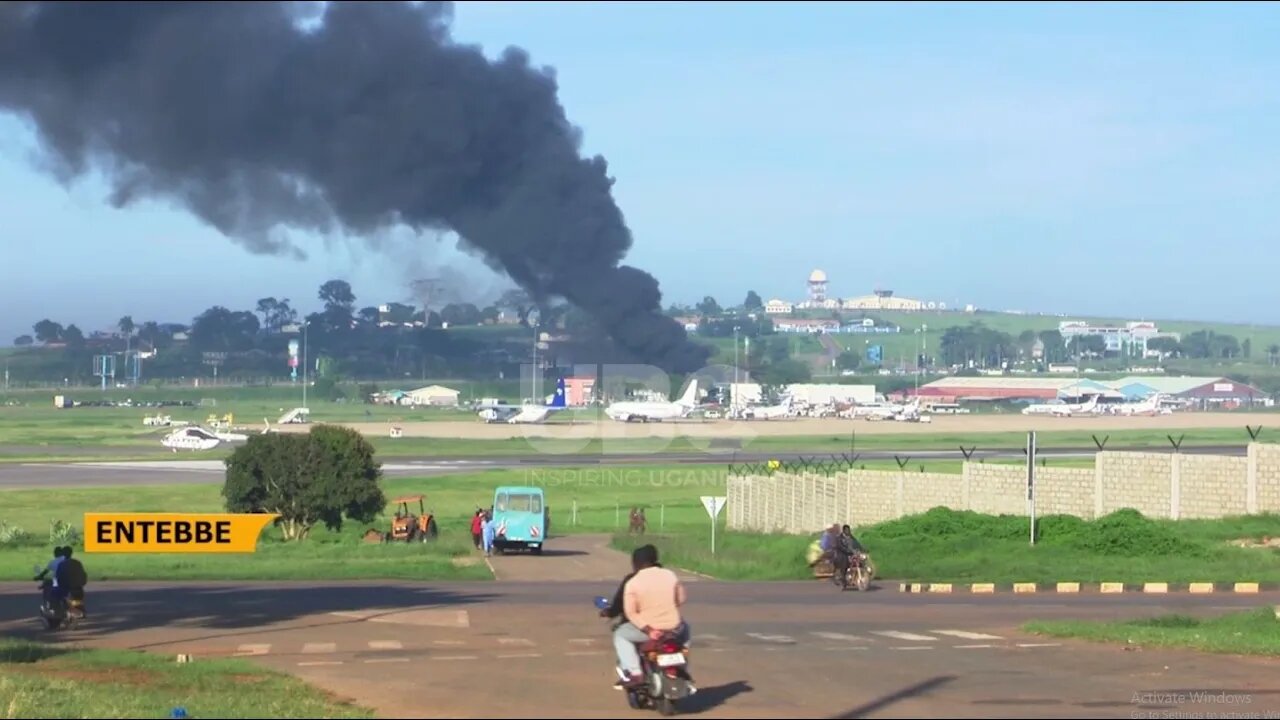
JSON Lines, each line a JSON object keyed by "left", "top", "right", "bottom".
{"left": 387, "top": 495, "right": 438, "bottom": 542}
{"left": 490, "top": 485, "right": 547, "bottom": 554}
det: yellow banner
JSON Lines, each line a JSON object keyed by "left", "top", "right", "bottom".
{"left": 83, "top": 513, "right": 279, "bottom": 553}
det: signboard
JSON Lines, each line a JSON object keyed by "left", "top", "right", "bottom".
{"left": 700, "top": 495, "right": 727, "bottom": 555}
{"left": 700, "top": 496, "right": 726, "bottom": 520}
{"left": 1214, "top": 383, "right": 1233, "bottom": 392}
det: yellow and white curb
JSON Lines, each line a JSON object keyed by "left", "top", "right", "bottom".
{"left": 898, "top": 581, "right": 1270, "bottom": 594}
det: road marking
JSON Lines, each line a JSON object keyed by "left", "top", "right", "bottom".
{"left": 891, "top": 646, "right": 932, "bottom": 651}
{"left": 745, "top": 633, "right": 796, "bottom": 644}
{"left": 1016, "top": 643, "right": 1061, "bottom": 648}
{"left": 368, "top": 640, "right": 403, "bottom": 650}
{"left": 235, "top": 644, "right": 270, "bottom": 656}
{"left": 497, "top": 653, "right": 542, "bottom": 659}
{"left": 568, "top": 638, "right": 595, "bottom": 645}
{"left": 697, "top": 633, "right": 725, "bottom": 641}
{"left": 363, "top": 658, "right": 410, "bottom": 664}
{"left": 822, "top": 646, "right": 869, "bottom": 651}
{"left": 872, "top": 631, "right": 937, "bottom": 642}
{"left": 499, "top": 638, "right": 534, "bottom": 647}
{"left": 954, "top": 644, "right": 994, "bottom": 649}
{"left": 302, "top": 642, "right": 336, "bottom": 654}
{"left": 432, "top": 640, "right": 465, "bottom": 646}
{"left": 810, "top": 632, "right": 869, "bottom": 643}
{"left": 567, "top": 650, "right": 606, "bottom": 657}
{"left": 432, "top": 655, "right": 478, "bottom": 661}
{"left": 298, "top": 660, "right": 343, "bottom": 666}
{"left": 932, "top": 630, "right": 1003, "bottom": 640}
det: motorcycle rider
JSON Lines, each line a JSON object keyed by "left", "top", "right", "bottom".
{"left": 57, "top": 547, "right": 88, "bottom": 617}
{"left": 832, "top": 524, "right": 865, "bottom": 585}
{"left": 611, "top": 544, "right": 692, "bottom": 690}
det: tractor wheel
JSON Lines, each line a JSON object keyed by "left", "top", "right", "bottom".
{"left": 423, "top": 517, "right": 438, "bottom": 541}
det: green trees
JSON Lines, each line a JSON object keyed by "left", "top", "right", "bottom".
{"left": 223, "top": 425, "right": 386, "bottom": 541}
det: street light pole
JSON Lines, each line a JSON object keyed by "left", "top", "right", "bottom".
{"left": 302, "top": 321, "right": 308, "bottom": 411}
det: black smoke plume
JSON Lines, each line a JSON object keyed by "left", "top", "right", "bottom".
{"left": 0, "top": 1, "right": 710, "bottom": 372}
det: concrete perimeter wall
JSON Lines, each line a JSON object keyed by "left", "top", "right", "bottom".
{"left": 726, "top": 443, "right": 1280, "bottom": 534}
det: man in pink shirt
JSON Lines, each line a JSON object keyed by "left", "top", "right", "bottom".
{"left": 613, "top": 544, "right": 691, "bottom": 688}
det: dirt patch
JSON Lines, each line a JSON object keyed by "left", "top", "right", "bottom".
{"left": 6, "top": 665, "right": 159, "bottom": 687}
{"left": 450, "top": 556, "right": 482, "bottom": 568}
{"left": 1229, "top": 537, "right": 1280, "bottom": 549}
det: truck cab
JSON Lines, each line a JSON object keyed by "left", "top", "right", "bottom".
{"left": 491, "top": 485, "right": 547, "bottom": 555}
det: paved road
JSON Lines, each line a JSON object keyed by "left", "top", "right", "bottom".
{"left": 0, "top": 444, "right": 1248, "bottom": 489}
{"left": 3, "top": 576, "right": 1278, "bottom": 718}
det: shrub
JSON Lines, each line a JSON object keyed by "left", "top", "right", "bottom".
{"left": 0, "top": 522, "right": 31, "bottom": 546}
{"left": 49, "top": 519, "right": 80, "bottom": 546}
{"left": 1062, "top": 508, "right": 1205, "bottom": 558}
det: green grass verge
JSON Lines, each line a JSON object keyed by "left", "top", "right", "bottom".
{"left": 1023, "top": 606, "right": 1280, "bottom": 657}
{"left": 0, "top": 638, "right": 373, "bottom": 718}
{"left": 611, "top": 507, "right": 1280, "bottom": 584}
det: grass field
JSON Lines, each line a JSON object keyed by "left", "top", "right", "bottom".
{"left": 610, "top": 507, "right": 1280, "bottom": 584}
{"left": 0, "top": 465, "right": 736, "bottom": 580}
{"left": 1023, "top": 606, "right": 1280, "bottom": 657}
{"left": 3, "top": 455, "right": 1279, "bottom": 584}
{"left": 0, "top": 638, "right": 373, "bottom": 718}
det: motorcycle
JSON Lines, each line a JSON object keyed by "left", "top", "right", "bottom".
{"left": 835, "top": 551, "right": 873, "bottom": 592}
{"left": 594, "top": 596, "right": 694, "bottom": 716}
{"left": 34, "top": 565, "right": 84, "bottom": 631}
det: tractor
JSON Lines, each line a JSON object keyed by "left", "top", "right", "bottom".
{"left": 385, "top": 494, "right": 438, "bottom": 542}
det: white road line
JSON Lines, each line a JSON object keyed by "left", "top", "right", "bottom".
{"left": 891, "top": 646, "right": 933, "bottom": 651}
{"left": 811, "top": 632, "right": 869, "bottom": 643}
{"left": 302, "top": 642, "right": 337, "bottom": 654}
{"left": 745, "top": 633, "right": 796, "bottom": 644}
{"left": 363, "top": 658, "right": 410, "bottom": 664}
{"left": 499, "top": 638, "right": 535, "bottom": 647}
{"left": 822, "top": 646, "right": 870, "bottom": 651}
{"left": 954, "top": 644, "right": 995, "bottom": 649}
{"left": 1016, "top": 643, "right": 1061, "bottom": 648}
{"left": 567, "top": 651, "right": 606, "bottom": 657}
{"left": 298, "top": 660, "right": 344, "bottom": 666}
{"left": 497, "top": 653, "right": 542, "bottom": 659}
{"left": 368, "top": 640, "right": 403, "bottom": 650}
{"left": 432, "top": 655, "right": 478, "bottom": 661}
{"left": 432, "top": 640, "right": 465, "bottom": 646}
{"left": 697, "top": 633, "right": 725, "bottom": 641}
{"left": 568, "top": 638, "right": 595, "bottom": 645}
{"left": 933, "top": 630, "right": 1003, "bottom": 640}
{"left": 872, "top": 631, "right": 937, "bottom": 642}
{"left": 235, "top": 644, "right": 270, "bottom": 656}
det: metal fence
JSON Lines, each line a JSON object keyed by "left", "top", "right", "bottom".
{"left": 727, "top": 453, "right": 866, "bottom": 477}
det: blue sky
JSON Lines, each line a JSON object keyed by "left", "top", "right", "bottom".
{"left": 3, "top": 1, "right": 1279, "bottom": 343}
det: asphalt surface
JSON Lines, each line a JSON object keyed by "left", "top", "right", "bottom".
{"left": 0, "top": 444, "right": 1249, "bottom": 489}
{"left": 3, "top": 573, "right": 1279, "bottom": 718}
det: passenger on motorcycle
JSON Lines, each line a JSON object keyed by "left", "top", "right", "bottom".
{"left": 34, "top": 546, "right": 69, "bottom": 605}
{"left": 57, "top": 547, "right": 88, "bottom": 615}
{"left": 831, "top": 525, "right": 865, "bottom": 584}
{"left": 611, "top": 544, "right": 692, "bottom": 690}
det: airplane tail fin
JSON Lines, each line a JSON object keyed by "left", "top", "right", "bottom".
{"left": 677, "top": 378, "right": 699, "bottom": 407}
{"left": 548, "top": 377, "right": 567, "bottom": 408}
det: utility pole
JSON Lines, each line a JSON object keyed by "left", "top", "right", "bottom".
{"left": 302, "top": 321, "right": 309, "bottom": 411}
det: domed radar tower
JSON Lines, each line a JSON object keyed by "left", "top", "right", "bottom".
{"left": 808, "top": 269, "right": 828, "bottom": 303}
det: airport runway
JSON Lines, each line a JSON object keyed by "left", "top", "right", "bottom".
{"left": 0, "top": 444, "right": 1249, "bottom": 489}
{"left": 3, "top": 568, "right": 1278, "bottom": 718}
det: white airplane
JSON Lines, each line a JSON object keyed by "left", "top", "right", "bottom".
{"left": 1113, "top": 393, "right": 1170, "bottom": 416}
{"left": 476, "top": 378, "right": 568, "bottom": 424}
{"left": 605, "top": 379, "right": 700, "bottom": 423}
{"left": 1021, "top": 394, "right": 1101, "bottom": 417}
{"left": 736, "top": 395, "right": 795, "bottom": 420}
{"left": 160, "top": 423, "right": 263, "bottom": 451}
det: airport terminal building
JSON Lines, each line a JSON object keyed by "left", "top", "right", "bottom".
{"left": 913, "top": 375, "right": 1267, "bottom": 409}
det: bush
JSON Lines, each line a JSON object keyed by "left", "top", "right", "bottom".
{"left": 49, "top": 519, "right": 80, "bottom": 546}
{"left": 861, "top": 507, "right": 1206, "bottom": 558}
{"left": 1059, "top": 508, "right": 1205, "bottom": 557}
{"left": 0, "top": 522, "right": 31, "bottom": 546}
